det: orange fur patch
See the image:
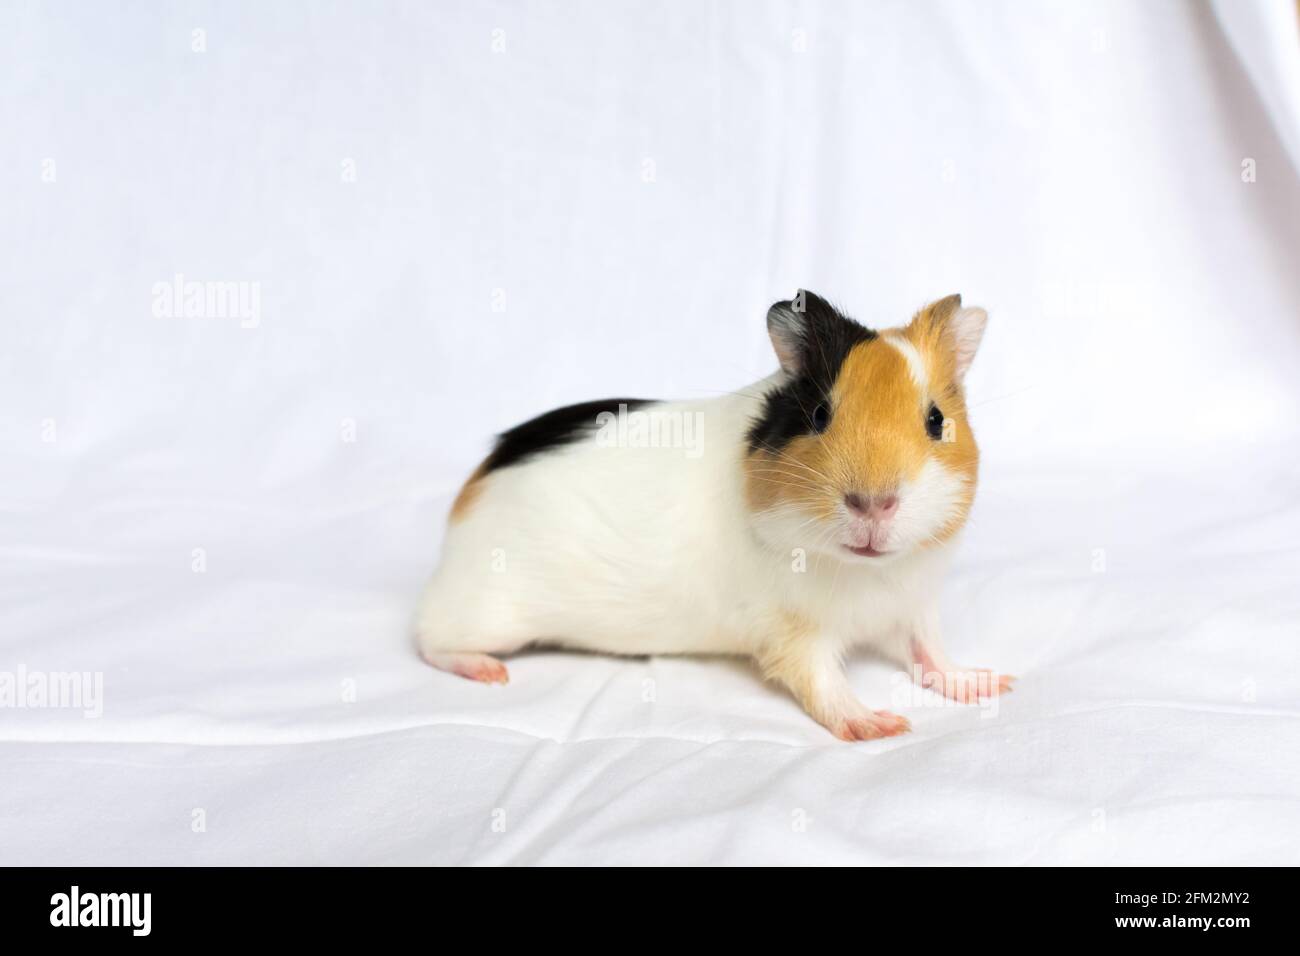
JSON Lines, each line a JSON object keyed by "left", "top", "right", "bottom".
{"left": 449, "top": 462, "right": 488, "bottom": 522}
{"left": 831, "top": 337, "right": 929, "bottom": 494}
{"left": 900, "top": 298, "right": 980, "bottom": 544}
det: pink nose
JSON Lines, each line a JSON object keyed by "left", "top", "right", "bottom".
{"left": 845, "top": 493, "right": 899, "bottom": 520}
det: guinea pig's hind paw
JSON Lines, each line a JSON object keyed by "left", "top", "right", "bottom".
{"left": 422, "top": 651, "right": 510, "bottom": 685}
{"left": 831, "top": 709, "right": 911, "bottom": 742}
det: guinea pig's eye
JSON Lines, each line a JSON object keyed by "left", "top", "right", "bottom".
{"left": 925, "top": 403, "right": 945, "bottom": 440}
{"left": 811, "top": 403, "right": 831, "bottom": 433}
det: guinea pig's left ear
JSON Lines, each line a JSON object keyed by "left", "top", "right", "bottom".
{"left": 930, "top": 294, "right": 988, "bottom": 382}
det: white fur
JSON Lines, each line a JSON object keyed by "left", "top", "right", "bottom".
{"left": 415, "top": 373, "right": 981, "bottom": 737}
{"left": 883, "top": 333, "right": 929, "bottom": 392}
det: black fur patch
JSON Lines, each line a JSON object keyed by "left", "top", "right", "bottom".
{"left": 747, "top": 292, "right": 876, "bottom": 453}
{"left": 482, "top": 398, "right": 656, "bottom": 475}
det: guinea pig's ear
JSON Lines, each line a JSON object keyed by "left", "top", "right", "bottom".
{"left": 766, "top": 290, "right": 812, "bottom": 374}
{"left": 925, "top": 294, "right": 987, "bottom": 382}
{"left": 764, "top": 291, "right": 826, "bottom": 377}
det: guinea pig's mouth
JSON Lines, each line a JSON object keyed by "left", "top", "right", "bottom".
{"left": 844, "top": 544, "right": 889, "bottom": 558}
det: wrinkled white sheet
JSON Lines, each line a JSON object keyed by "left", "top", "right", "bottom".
{"left": 2, "top": 1, "right": 1298, "bottom": 865}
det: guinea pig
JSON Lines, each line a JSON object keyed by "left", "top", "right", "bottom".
{"left": 415, "top": 290, "right": 1012, "bottom": 740}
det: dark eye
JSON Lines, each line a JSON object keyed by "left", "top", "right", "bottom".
{"left": 811, "top": 403, "right": 831, "bottom": 433}
{"left": 926, "top": 404, "right": 945, "bottom": 440}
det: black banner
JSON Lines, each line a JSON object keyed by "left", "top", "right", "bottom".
{"left": 0, "top": 866, "right": 1284, "bottom": 943}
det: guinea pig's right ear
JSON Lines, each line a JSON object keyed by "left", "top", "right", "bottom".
{"left": 766, "top": 291, "right": 809, "bottom": 374}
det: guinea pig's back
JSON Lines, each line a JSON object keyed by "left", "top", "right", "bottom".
{"left": 416, "top": 392, "right": 761, "bottom": 656}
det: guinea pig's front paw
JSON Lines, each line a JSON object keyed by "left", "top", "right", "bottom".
{"left": 828, "top": 708, "right": 912, "bottom": 742}
{"left": 908, "top": 638, "right": 1014, "bottom": 704}
{"left": 919, "top": 667, "right": 1015, "bottom": 703}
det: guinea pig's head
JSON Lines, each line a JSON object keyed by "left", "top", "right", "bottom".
{"left": 745, "top": 290, "right": 987, "bottom": 564}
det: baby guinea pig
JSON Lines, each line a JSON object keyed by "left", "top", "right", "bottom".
{"left": 415, "top": 291, "right": 1013, "bottom": 740}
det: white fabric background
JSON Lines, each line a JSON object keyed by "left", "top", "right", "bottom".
{"left": 2, "top": 0, "right": 1298, "bottom": 865}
